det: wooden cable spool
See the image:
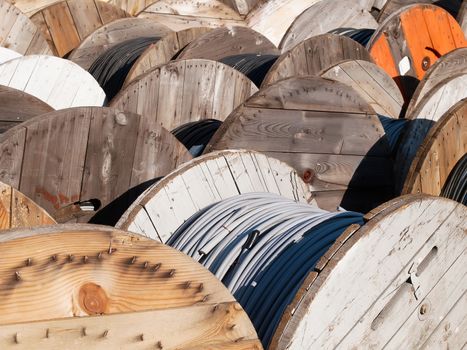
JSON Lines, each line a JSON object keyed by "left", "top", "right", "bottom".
{"left": 68, "top": 18, "right": 172, "bottom": 70}
{"left": 0, "top": 0, "right": 52, "bottom": 55}
{"left": 123, "top": 27, "right": 211, "bottom": 87}
{"left": 172, "top": 119, "right": 223, "bottom": 157}
{"left": 110, "top": 58, "right": 258, "bottom": 131}
{"left": 138, "top": 0, "right": 244, "bottom": 31}
{"left": 178, "top": 26, "right": 279, "bottom": 61}
{"left": 0, "top": 182, "right": 55, "bottom": 230}
{"left": 320, "top": 59, "right": 404, "bottom": 118}
{"left": 206, "top": 76, "right": 395, "bottom": 213}
{"left": 402, "top": 99, "right": 467, "bottom": 201}
{"left": 30, "top": 0, "right": 130, "bottom": 57}
{"left": 368, "top": 4, "right": 467, "bottom": 101}
{"left": 0, "top": 106, "right": 192, "bottom": 223}
{"left": 406, "top": 47, "right": 467, "bottom": 118}
{"left": 460, "top": 0, "right": 467, "bottom": 35}
{"left": 0, "top": 86, "right": 54, "bottom": 133}
{"left": 279, "top": 0, "right": 378, "bottom": 52}
{"left": 0, "top": 48, "right": 21, "bottom": 65}
{"left": 269, "top": 194, "right": 466, "bottom": 349}
{"left": 0, "top": 55, "right": 106, "bottom": 109}
{"left": 116, "top": 149, "right": 313, "bottom": 242}
{"left": 0, "top": 224, "right": 262, "bottom": 349}
{"left": 261, "top": 34, "right": 373, "bottom": 87}
{"left": 377, "top": 0, "right": 463, "bottom": 23}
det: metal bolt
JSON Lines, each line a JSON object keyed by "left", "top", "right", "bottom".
{"left": 420, "top": 304, "right": 428, "bottom": 315}
{"left": 421, "top": 57, "right": 431, "bottom": 71}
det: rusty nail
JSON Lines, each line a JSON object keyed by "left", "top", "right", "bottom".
{"left": 202, "top": 295, "right": 209, "bottom": 302}
{"left": 26, "top": 258, "right": 32, "bottom": 266}
{"left": 143, "top": 261, "right": 149, "bottom": 269}
{"left": 152, "top": 263, "right": 161, "bottom": 272}
{"left": 130, "top": 256, "right": 137, "bottom": 265}
{"left": 103, "top": 330, "right": 109, "bottom": 338}
{"left": 15, "top": 271, "right": 21, "bottom": 281}
{"left": 83, "top": 256, "right": 89, "bottom": 264}
{"left": 156, "top": 341, "right": 163, "bottom": 349}
{"left": 14, "top": 333, "right": 19, "bottom": 344}
{"left": 51, "top": 255, "right": 58, "bottom": 262}
{"left": 82, "top": 328, "right": 87, "bottom": 337}
{"left": 198, "top": 283, "right": 204, "bottom": 292}
{"left": 422, "top": 57, "right": 430, "bottom": 71}
{"left": 184, "top": 281, "right": 191, "bottom": 289}
{"left": 140, "top": 334, "right": 145, "bottom": 341}
{"left": 46, "top": 329, "right": 50, "bottom": 338}
{"left": 97, "top": 252, "right": 103, "bottom": 260}
{"left": 68, "top": 254, "right": 74, "bottom": 262}
{"left": 168, "top": 269, "right": 176, "bottom": 277}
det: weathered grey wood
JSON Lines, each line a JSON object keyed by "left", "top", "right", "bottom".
{"left": 270, "top": 195, "right": 466, "bottom": 350}
{"left": 262, "top": 34, "right": 373, "bottom": 87}
{"left": 0, "top": 47, "right": 21, "bottom": 65}
{"left": 117, "top": 150, "right": 313, "bottom": 242}
{"left": 178, "top": 26, "right": 279, "bottom": 61}
{"left": 459, "top": 0, "right": 467, "bottom": 35}
{"left": 321, "top": 59, "right": 404, "bottom": 118}
{"left": 0, "top": 107, "right": 192, "bottom": 222}
{"left": 111, "top": 59, "right": 258, "bottom": 131}
{"left": 0, "top": 0, "right": 52, "bottom": 55}
{"left": 69, "top": 18, "right": 173, "bottom": 70}
{"left": 207, "top": 76, "right": 394, "bottom": 212}
{"left": 279, "top": 0, "right": 378, "bottom": 52}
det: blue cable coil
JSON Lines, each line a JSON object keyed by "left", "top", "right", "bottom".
{"left": 168, "top": 192, "right": 364, "bottom": 347}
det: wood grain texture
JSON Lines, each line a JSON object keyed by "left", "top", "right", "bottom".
{"left": 111, "top": 59, "right": 258, "bottom": 131}
{"left": 377, "top": 0, "right": 463, "bottom": 23}
{"left": 178, "top": 26, "right": 278, "bottom": 61}
{"left": 0, "top": 223, "right": 259, "bottom": 349}
{"left": 0, "top": 0, "right": 52, "bottom": 55}
{"left": 321, "top": 59, "right": 404, "bottom": 118}
{"left": 0, "top": 47, "right": 21, "bottom": 65}
{"left": 262, "top": 34, "right": 373, "bottom": 87}
{"left": 403, "top": 99, "right": 467, "bottom": 196}
{"left": 117, "top": 150, "right": 313, "bottom": 242}
{"left": 368, "top": 4, "right": 467, "bottom": 101}
{"left": 459, "top": 0, "right": 467, "bottom": 35}
{"left": 0, "top": 55, "right": 105, "bottom": 110}
{"left": 68, "top": 18, "right": 173, "bottom": 70}
{"left": 123, "top": 27, "right": 211, "bottom": 87}
{"left": 30, "top": 0, "right": 129, "bottom": 57}
{"left": 0, "top": 107, "right": 192, "bottom": 222}
{"left": 279, "top": 0, "right": 378, "bottom": 52}
{"left": 270, "top": 195, "right": 466, "bottom": 350}
{"left": 0, "top": 85, "right": 54, "bottom": 134}
{"left": 0, "top": 181, "right": 55, "bottom": 230}
{"left": 207, "top": 77, "right": 394, "bottom": 212}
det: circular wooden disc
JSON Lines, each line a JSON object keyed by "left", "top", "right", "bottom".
{"left": 178, "top": 26, "right": 279, "bottom": 61}
{"left": 0, "top": 181, "right": 55, "bottom": 230}
{"left": 116, "top": 149, "right": 313, "bottom": 242}
{"left": 270, "top": 194, "right": 466, "bottom": 350}
{"left": 0, "top": 55, "right": 106, "bottom": 109}
{"left": 0, "top": 85, "right": 54, "bottom": 133}
{"left": 0, "top": 224, "right": 261, "bottom": 349}
{"left": 138, "top": 0, "right": 244, "bottom": 31}
{"left": 0, "top": 0, "right": 52, "bottom": 55}
{"left": 30, "top": 0, "right": 130, "bottom": 57}
{"left": 110, "top": 58, "right": 258, "bottom": 131}
{"left": 395, "top": 74, "right": 467, "bottom": 191}
{"left": 123, "top": 27, "right": 211, "bottom": 87}
{"left": 368, "top": 4, "right": 467, "bottom": 100}
{"left": 280, "top": 0, "right": 378, "bottom": 52}
{"left": 0, "top": 106, "right": 192, "bottom": 222}
{"left": 207, "top": 76, "right": 395, "bottom": 213}
{"left": 377, "top": 0, "right": 463, "bottom": 23}
{"left": 68, "top": 18, "right": 173, "bottom": 70}
{"left": 262, "top": 34, "right": 373, "bottom": 88}
{"left": 403, "top": 99, "right": 467, "bottom": 197}
{"left": 321, "top": 59, "right": 404, "bottom": 118}
{"left": 0, "top": 47, "right": 21, "bottom": 65}
{"left": 406, "top": 47, "right": 467, "bottom": 117}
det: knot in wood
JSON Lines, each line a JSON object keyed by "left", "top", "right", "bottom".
{"left": 79, "top": 283, "right": 108, "bottom": 315}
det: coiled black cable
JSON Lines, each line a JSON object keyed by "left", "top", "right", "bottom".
{"left": 441, "top": 154, "right": 467, "bottom": 204}
{"left": 332, "top": 28, "right": 375, "bottom": 47}
{"left": 378, "top": 115, "right": 409, "bottom": 153}
{"left": 172, "top": 119, "right": 222, "bottom": 157}
{"left": 220, "top": 54, "right": 278, "bottom": 87}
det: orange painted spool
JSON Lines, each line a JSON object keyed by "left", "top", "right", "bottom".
{"left": 368, "top": 4, "right": 467, "bottom": 101}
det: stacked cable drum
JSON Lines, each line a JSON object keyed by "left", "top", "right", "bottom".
{"left": 172, "top": 119, "right": 222, "bottom": 157}
{"left": 168, "top": 192, "right": 364, "bottom": 347}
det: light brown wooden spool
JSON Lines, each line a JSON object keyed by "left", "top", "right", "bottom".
{"left": 138, "top": 0, "right": 244, "bottom": 31}
{"left": 262, "top": 34, "right": 373, "bottom": 88}
{"left": 403, "top": 99, "right": 467, "bottom": 197}
{"left": 320, "top": 59, "right": 404, "bottom": 118}
{"left": 178, "top": 26, "right": 279, "bottom": 61}
{"left": 110, "top": 58, "right": 258, "bottom": 131}
{"left": 206, "top": 76, "right": 394, "bottom": 213}
{"left": 0, "top": 0, "right": 52, "bottom": 55}
{"left": 0, "top": 224, "right": 262, "bottom": 349}
{"left": 0, "top": 86, "right": 54, "bottom": 134}
{"left": 269, "top": 194, "right": 466, "bottom": 349}
{"left": 123, "top": 27, "right": 211, "bottom": 88}
{"left": 279, "top": 0, "right": 377, "bottom": 52}
{"left": 0, "top": 107, "right": 192, "bottom": 222}
{"left": 68, "top": 18, "right": 173, "bottom": 70}
{"left": 0, "top": 182, "right": 55, "bottom": 230}
{"left": 30, "top": 0, "right": 130, "bottom": 57}
{"left": 460, "top": 0, "right": 467, "bottom": 35}
{"left": 116, "top": 150, "right": 313, "bottom": 242}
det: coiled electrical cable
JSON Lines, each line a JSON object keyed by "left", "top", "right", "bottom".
{"left": 168, "top": 192, "right": 364, "bottom": 347}
{"left": 332, "top": 28, "right": 375, "bottom": 47}
{"left": 441, "top": 154, "right": 467, "bottom": 204}
{"left": 89, "top": 37, "right": 160, "bottom": 100}
{"left": 378, "top": 115, "right": 409, "bottom": 153}
{"left": 172, "top": 119, "right": 222, "bottom": 157}
{"left": 220, "top": 54, "right": 278, "bottom": 86}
